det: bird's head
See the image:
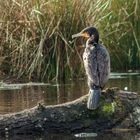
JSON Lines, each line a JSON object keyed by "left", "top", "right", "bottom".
{"left": 72, "top": 27, "right": 99, "bottom": 44}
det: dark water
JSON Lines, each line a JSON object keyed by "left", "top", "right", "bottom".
{"left": 0, "top": 72, "right": 140, "bottom": 114}
{"left": 0, "top": 72, "right": 140, "bottom": 139}
{"left": 1, "top": 132, "right": 140, "bottom": 140}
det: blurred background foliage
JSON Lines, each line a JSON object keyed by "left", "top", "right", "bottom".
{"left": 0, "top": 0, "right": 140, "bottom": 82}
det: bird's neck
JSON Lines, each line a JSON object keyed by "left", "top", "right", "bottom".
{"left": 86, "top": 38, "right": 98, "bottom": 48}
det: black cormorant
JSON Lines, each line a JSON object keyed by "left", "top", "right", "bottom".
{"left": 72, "top": 27, "right": 110, "bottom": 110}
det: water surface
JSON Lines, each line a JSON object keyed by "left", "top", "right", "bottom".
{"left": 1, "top": 132, "right": 139, "bottom": 140}
{"left": 0, "top": 72, "right": 140, "bottom": 114}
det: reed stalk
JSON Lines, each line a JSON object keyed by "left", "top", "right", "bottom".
{"left": 0, "top": 0, "right": 139, "bottom": 81}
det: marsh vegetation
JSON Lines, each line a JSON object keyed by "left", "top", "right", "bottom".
{"left": 0, "top": 0, "right": 140, "bottom": 81}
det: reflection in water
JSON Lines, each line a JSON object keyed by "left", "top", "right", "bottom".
{"left": 107, "top": 74, "right": 140, "bottom": 93}
{"left": 0, "top": 86, "right": 43, "bottom": 114}
{"left": 2, "top": 132, "right": 140, "bottom": 140}
{"left": 0, "top": 73, "right": 139, "bottom": 114}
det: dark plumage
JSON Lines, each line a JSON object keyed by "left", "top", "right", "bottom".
{"left": 72, "top": 27, "right": 110, "bottom": 110}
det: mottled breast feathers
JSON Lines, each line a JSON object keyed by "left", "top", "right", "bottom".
{"left": 83, "top": 43, "right": 110, "bottom": 89}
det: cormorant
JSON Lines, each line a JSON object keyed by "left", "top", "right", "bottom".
{"left": 72, "top": 27, "right": 110, "bottom": 110}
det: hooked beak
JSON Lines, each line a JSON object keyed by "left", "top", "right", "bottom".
{"left": 72, "top": 33, "right": 82, "bottom": 39}
{"left": 72, "top": 32, "right": 90, "bottom": 39}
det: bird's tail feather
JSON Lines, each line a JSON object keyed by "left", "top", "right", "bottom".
{"left": 87, "top": 89, "right": 101, "bottom": 110}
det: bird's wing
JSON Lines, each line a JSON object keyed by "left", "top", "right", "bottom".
{"left": 97, "top": 46, "right": 110, "bottom": 88}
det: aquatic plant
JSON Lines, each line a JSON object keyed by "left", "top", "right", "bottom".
{"left": 0, "top": 0, "right": 139, "bottom": 81}
{"left": 97, "top": 0, "right": 140, "bottom": 70}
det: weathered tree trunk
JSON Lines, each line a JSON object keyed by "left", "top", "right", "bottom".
{"left": 0, "top": 87, "right": 138, "bottom": 136}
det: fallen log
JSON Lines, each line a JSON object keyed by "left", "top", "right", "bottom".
{"left": 0, "top": 87, "right": 139, "bottom": 136}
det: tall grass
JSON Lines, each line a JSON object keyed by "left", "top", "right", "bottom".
{"left": 0, "top": 0, "right": 140, "bottom": 82}
{"left": 96, "top": 0, "right": 140, "bottom": 70}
